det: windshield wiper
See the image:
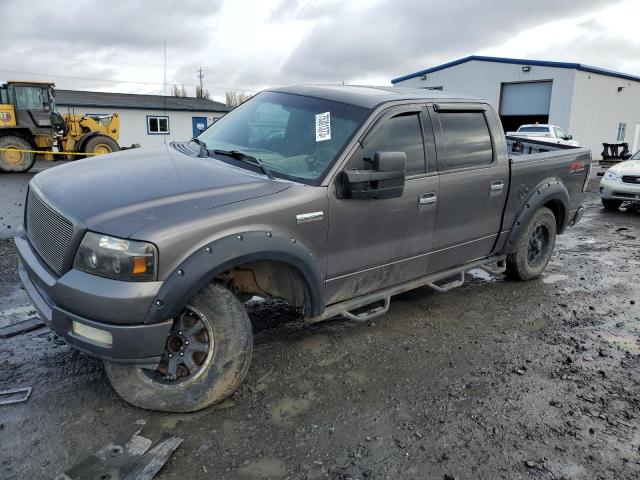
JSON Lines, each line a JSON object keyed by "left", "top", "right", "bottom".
{"left": 189, "top": 137, "right": 210, "bottom": 157}
{"left": 213, "top": 149, "right": 275, "bottom": 180}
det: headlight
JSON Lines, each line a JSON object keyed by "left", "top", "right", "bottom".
{"left": 605, "top": 170, "right": 620, "bottom": 182}
{"left": 74, "top": 232, "right": 157, "bottom": 281}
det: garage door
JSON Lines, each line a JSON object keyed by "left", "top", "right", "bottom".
{"left": 500, "top": 81, "right": 552, "bottom": 116}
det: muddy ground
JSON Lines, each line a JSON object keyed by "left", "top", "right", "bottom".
{"left": 0, "top": 183, "right": 639, "bottom": 480}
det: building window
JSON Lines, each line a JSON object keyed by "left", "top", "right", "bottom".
{"left": 147, "top": 115, "right": 170, "bottom": 135}
{"left": 616, "top": 122, "right": 626, "bottom": 142}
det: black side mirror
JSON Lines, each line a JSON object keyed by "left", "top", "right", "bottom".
{"left": 566, "top": 134, "right": 573, "bottom": 140}
{"left": 341, "top": 151, "right": 406, "bottom": 199}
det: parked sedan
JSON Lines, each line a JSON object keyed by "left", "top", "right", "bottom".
{"left": 600, "top": 151, "right": 640, "bottom": 210}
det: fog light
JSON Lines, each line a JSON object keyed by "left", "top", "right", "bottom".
{"left": 71, "top": 321, "right": 113, "bottom": 346}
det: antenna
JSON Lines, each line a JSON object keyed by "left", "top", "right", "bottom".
{"left": 163, "top": 41, "right": 167, "bottom": 144}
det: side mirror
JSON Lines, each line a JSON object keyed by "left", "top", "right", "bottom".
{"left": 566, "top": 134, "right": 573, "bottom": 140}
{"left": 341, "top": 151, "right": 406, "bottom": 199}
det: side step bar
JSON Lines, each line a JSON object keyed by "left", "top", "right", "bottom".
{"left": 309, "top": 255, "right": 507, "bottom": 324}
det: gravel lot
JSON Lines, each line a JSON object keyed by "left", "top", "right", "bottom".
{"left": 0, "top": 181, "right": 638, "bottom": 480}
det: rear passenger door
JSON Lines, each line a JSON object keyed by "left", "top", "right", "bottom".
{"left": 428, "top": 103, "right": 508, "bottom": 272}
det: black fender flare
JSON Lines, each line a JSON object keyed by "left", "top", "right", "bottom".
{"left": 502, "top": 178, "right": 569, "bottom": 254}
{"left": 144, "top": 230, "right": 325, "bottom": 324}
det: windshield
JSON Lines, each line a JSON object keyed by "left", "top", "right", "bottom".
{"left": 198, "top": 91, "right": 369, "bottom": 184}
{"left": 518, "top": 126, "right": 548, "bottom": 133}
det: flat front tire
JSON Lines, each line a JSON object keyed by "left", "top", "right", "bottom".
{"left": 104, "top": 283, "right": 253, "bottom": 412}
{"left": 506, "top": 207, "right": 557, "bottom": 281}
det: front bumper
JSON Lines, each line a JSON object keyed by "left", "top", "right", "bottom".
{"left": 599, "top": 178, "right": 640, "bottom": 202}
{"left": 15, "top": 226, "right": 172, "bottom": 365}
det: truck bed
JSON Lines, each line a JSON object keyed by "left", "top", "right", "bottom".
{"left": 503, "top": 142, "right": 592, "bottom": 231}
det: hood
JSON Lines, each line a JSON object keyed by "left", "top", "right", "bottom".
{"left": 610, "top": 160, "right": 640, "bottom": 175}
{"left": 32, "top": 145, "right": 291, "bottom": 238}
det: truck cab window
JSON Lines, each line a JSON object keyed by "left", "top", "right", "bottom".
{"left": 438, "top": 112, "right": 492, "bottom": 169}
{"left": 15, "top": 86, "right": 48, "bottom": 111}
{"left": 363, "top": 113, "right": 426, "bottom": 176}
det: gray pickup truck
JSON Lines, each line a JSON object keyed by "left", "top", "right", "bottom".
{"left": 15, "top": 85, "right": 592, "bottom": 411}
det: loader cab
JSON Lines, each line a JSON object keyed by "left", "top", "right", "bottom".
{"left": 4, "top": 81, "right": 56, "bottom": 135}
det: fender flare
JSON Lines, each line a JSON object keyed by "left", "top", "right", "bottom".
{"left": 502, "top": 178, "right": 569, "bottom": 254}
{"left": 144, "top": 230, "right": 325, "bottom": 324}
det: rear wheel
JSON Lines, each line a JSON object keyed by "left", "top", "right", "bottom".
{"left": 0, "top": 135, "right": 35, "bottom": 172}
{"left": 601, "top": 198, "right": 622, "bottom": 211}
{"left": 83, "top": 135, "right": 120, "bottom": 156}
{"left": 104, "top": 283, "right": 253, "bottom": 412}
{"left": 506, "top": 207, "right": 557, "bottom": 281}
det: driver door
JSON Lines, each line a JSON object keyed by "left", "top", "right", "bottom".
{"left": 325, "top": 106, "right": 439, "bottom": 304}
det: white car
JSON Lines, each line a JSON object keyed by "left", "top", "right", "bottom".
{"left": 599, "top": 151, "right": 640, "bottom": 210}
{"left": 506, "top": 124, "right": 581, "bottom": 147}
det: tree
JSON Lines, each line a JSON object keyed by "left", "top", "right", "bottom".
{"left": 196, "top": 85, "right": 211, "bottom": 100}
{"left": 225, "top": 91, "right": 253, "bottom": 109}
{"left": 172, "top": 84, "right": 187, "bottom": 97}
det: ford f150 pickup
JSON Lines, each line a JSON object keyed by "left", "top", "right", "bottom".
{"left": 15, "top": 85, "right": 592, "bottom": 411}
{"left": 506, "top": 124, "right": 581, "bottom": 147}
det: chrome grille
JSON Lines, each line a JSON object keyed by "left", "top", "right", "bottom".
{"left": 26, "top": 189, "right": 74, "bottom": 274}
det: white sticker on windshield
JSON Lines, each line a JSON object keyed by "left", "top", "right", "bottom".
{"left": 315, "top": 111, "right": 331, "bottom": 142}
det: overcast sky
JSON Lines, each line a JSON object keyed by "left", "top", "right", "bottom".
{"left": 0, "top": 0, "right": 638, "bottom": 102}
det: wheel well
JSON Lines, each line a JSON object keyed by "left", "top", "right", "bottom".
{"left": 0, "top": 129, "right": 36, "bottom": 147}
{"left": 216, "top": 260, "right": 310, "bottom": 311}
{"left": 543, "top": 199, "right": 566, "bottom": 232}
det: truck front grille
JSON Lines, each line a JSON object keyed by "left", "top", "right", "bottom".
{"left": 26, "top": 189, "right": 75, "bottom": 274}
{"left": 621, "top": 175, "right": 640, "bottom": 184}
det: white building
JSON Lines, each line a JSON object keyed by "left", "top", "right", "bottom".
{"left": 55, "top": 90, "right": 229, "bottom": 148}
{"left": 392, "top": 56, "right": 640, "bottom": 157}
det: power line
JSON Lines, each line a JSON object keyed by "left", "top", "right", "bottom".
{"left": 0, "top": 68, "right": 259, "bottom": 92}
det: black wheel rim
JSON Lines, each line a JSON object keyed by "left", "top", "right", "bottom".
{"left": 527, "top": 224, "right": 550, "bottom": 268}
{"left": 143, "top": 306, "right": 213, "bottom": 384}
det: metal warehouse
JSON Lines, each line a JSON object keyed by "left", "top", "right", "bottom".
{"left": 392, "top": 56, "right": 640, "bottom": 157}
{"left": 55, "top": 90, "right": 229, "bottom": 148}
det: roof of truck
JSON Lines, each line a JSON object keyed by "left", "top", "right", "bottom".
{"left": 269, "top": 85, "right": 476, "bottom": 109}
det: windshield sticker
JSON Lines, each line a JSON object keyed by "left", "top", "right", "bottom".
{"left": 315, "top": 112, "right": 331, "bottom": 142}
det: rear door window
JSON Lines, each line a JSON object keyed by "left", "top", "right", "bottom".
{"left": 363, "top": 113, "right": 426, "bottom": 176}
{"left": 436, "top": 111, "right": 493, "bottom": 170}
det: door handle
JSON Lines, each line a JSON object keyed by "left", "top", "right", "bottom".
{"left": 490, "top": 181, "right": 504, "bottom": 192}
{"left": 419, "top": 192, "right": 437, "bottom": 205}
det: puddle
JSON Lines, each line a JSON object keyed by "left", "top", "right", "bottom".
{"left": 542, "top": 274, "right": 568, "bottom": 284}
{"left": 298, "top": 334, "right": 329, "bottom": 353}
{"left": 468, "top": 268, "right": 496, "bottom": 282}
{"left": 602, "top": 333, "right": 639, "bottom": 353}
{"left": 269, "top": 395, "right": 314, "bottom": 424}
{"left": 238, "top": 458, "right": 286, "bottom": 478}
{"left": 526, "top": 317, "right": 550, "bottom": 332}
{"left": 347, "top": 371, "right": 367, "bottom": 383}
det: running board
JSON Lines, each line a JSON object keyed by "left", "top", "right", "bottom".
{"left": 426, "top": 272, "right": 465, "bottom": 293}
{"left": 481, "top": 258, "right": 507, "bottom": 275}
{"left": 309, "top": 255, "right": 506, "bottom": 324}
{"left": 342, "top": 297, "right": 390, "bottom": 322}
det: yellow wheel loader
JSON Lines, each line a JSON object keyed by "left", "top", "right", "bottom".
{"left": 0, "top": 81, "right": 121, "bottom": 172}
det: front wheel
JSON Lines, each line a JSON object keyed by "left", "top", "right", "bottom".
{"left": 104, "top": 283, "right": 253, "bottom": 412}
{"left": 506, "top": 207, "right": 557, "bottom": 281}
{"left": 84, "top": 135, "right": 120, "bottom": 156}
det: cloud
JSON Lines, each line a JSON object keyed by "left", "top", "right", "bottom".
{"left": 0, "top": 0, "right": 634, "bottom": 100}
{"left": 281, "top": 0, "right": 617, "bottom": 83}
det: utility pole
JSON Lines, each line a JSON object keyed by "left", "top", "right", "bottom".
{"left": 197, "top": 67, "right": 204, "bottom": 97}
